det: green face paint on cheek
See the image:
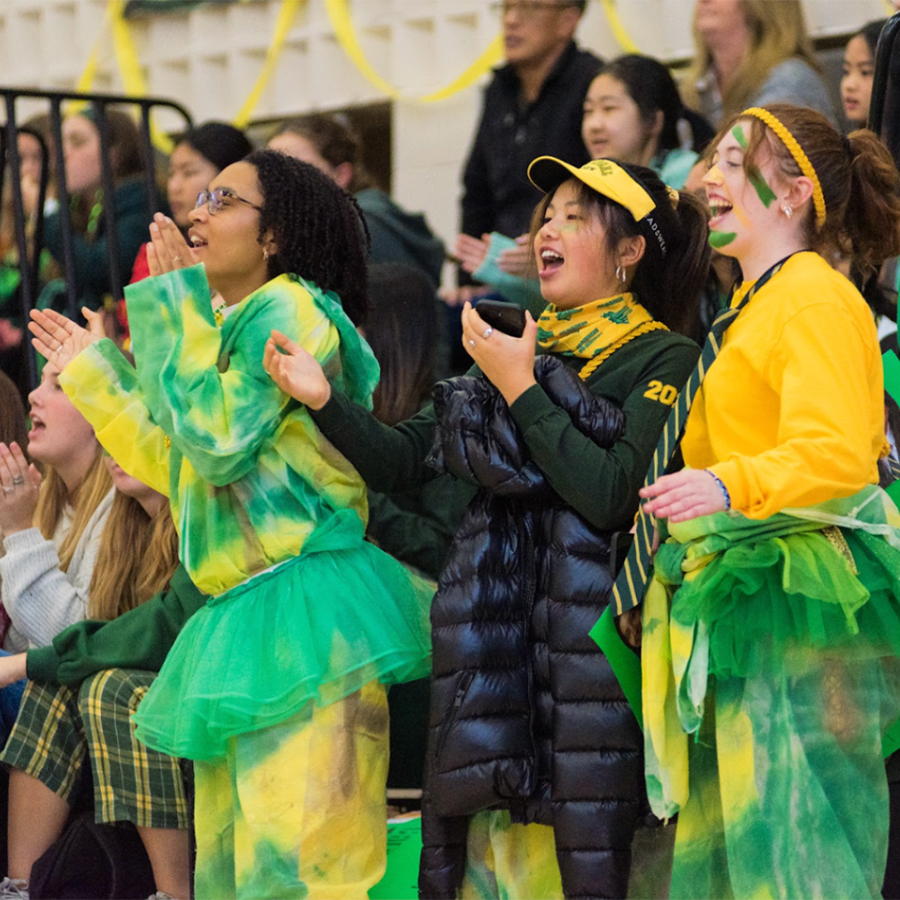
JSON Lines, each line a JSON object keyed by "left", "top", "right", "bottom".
{"left": 748, "top": 170, "right": 776, "bottom": 208}
{"left": 709, "top": 231, "right": 736, "bottom": 249}
{"left": 731, "top": 125, "right": 776, "bottom": 208}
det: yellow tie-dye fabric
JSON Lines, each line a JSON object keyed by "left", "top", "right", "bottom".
{"left": 642, "top": 485, "right": 900, "bottom": 899}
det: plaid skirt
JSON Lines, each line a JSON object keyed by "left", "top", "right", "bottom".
{"left": 0, "top": 669, "right": 188, "bottom": 830}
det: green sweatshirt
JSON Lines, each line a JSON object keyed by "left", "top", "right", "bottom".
{"left": 313, "top": 329, "right": 700, "bottom": 533}
{"left": 26, "top": 564, "right": 205, "bottom": 686}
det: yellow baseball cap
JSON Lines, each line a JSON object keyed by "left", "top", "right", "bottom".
{"left": 527, "top": 156, "right": 656, "bottom": 222}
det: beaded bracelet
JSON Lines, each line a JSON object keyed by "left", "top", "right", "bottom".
{"left": 704, "top": 469, "right": 732, "bottom": 511}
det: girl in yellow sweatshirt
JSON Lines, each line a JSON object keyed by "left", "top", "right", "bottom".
{"left": 640, "top": 104, "right": 900, "bottom": 899}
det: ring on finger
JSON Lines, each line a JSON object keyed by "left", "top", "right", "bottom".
{"left": 482, "top": 326, "right": 494, "bottom": 340}
{"left": 172, "top": 255, "right": 183, "bottom": 264}
{"left": 54, "top": 345, "right": 62, "bottom": 355}
{"left": 468, "top": 339, "right": 476, "bottom": 348}
{"left": 2, "top": 486, "right": 13, "bottom": 494}
{"left": 12, "top": 476, "right": 24, "bottom": 486}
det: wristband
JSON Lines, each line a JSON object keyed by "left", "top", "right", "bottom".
{"left": 705, "top": 469, "right": 731, "bottom": 511}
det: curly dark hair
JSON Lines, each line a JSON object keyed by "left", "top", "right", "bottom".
{"left": 244, "top": 149, "right": 370, "bottom": 326}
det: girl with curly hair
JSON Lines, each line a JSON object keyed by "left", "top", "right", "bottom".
{"left": 28, "top": 150, "right": 432, "bottom": 900}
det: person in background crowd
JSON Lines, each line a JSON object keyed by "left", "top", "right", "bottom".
{"left": 681, "top": 0, "right": 835, "bottom": 128}
{"left": 448, "top": 0, "right": 602, "bottom": 318}
{"left": 268, "top": 115, "right": 445, "bottom": 289}
{"left": 0, "top": 451, "right": 193, "bottom": 900}
{"left": 639, "top": 103, "right": 900, "bottom": 900}
{"left": 582, "top": 55, "right": 713, "bottom": 190}
{"left": 30, "top": 150, "right": 432, "bottom": 900}
{"left": 37, "top": 109, "right": 152, "bottom": 319}
{"left": 0, "top": 358, "right": 114, "bottom": 741}
{"left": 0, "top": 121, "right": 52, "bottom": 398}
{"left": 0, "top": 372, "right": 28, "bottom": 456}
{"left": 841, "top": 20, "right": 885, "bottom": 129}
{"left": 263, "top": 153, "right": 710, "bottom": 899}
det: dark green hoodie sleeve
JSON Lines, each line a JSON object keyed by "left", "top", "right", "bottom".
{"left": 312, "top": 390, "right": 440, "bottom": 492}
{"left": 509, "top": 332, "right": 700, "bottom": 532}
{"left": 26, "top": 565, "right": 205, "bottom": 686}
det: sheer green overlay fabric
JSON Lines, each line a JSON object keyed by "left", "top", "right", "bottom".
{"left": 642, "top": 485, "right": 900, "bottom": 898}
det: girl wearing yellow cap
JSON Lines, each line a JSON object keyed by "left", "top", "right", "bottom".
{"left": 265, "top": 157, "right": 710, "bottom": 899}
{"left": 640, "top": 104, "right": 900, "bottom": 898}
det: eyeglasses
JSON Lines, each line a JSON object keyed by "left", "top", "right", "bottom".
{"left": 195, "top": 188, "right": 263, "bottom": 215}
{"left": 489, "top": 1, "right": 577, "bottom": 17}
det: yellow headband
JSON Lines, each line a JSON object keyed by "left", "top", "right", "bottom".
{"left": 741, "top": 107, "right": 826, "bottom": 228}
{"left": 527, "top": 156, "right": 656, "bottom": 221}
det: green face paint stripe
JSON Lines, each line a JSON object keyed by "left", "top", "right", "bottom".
{"left": 709, "top": 231, "right": 736, "bottom": 249}
{"left": 732, "top": 125, "right": 748, "bottom": 149}
{"left": 749, "top": 169, "right": 776, "bottom": 208}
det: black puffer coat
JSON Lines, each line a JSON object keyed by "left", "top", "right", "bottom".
{"left": 419, "top": 357, "right": 647, "bottom": 900}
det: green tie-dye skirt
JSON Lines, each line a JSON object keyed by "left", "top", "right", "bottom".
{"left": 642, "top": 486, "right": 900, "bottom": 899}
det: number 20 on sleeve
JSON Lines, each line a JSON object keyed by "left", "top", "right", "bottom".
{"left": 643, "top": 380, "right": 678, "bottom": 406}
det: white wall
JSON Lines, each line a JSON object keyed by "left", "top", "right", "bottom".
{"left": 0, "top": 0, "right": 890, "bottom": 274}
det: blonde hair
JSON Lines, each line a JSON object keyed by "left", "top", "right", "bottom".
{"left": 88, "top": 496, "right": 178, "bottom": 620}
{"left": 34, "top": 450, "right": 112, "bottom": 573}
{"left": 682, "top": 0, "right": 820, "bottom": 121}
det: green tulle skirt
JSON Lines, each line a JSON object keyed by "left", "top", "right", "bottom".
{"left": 133, "top": 509, "right": 433, "bottom": 761}
{"left": 642, "top": 486, "right": 900, "bottom": 898}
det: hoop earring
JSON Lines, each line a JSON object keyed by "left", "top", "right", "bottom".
{"left": 615, "top": 264, "right": 627, "bottom": 284}
{"left": 781, "top": 203, "right": 793, "bottom": 220}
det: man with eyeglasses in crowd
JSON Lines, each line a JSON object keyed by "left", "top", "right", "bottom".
{"left": 445, "top": 0, "right": 601, "bottom": 316}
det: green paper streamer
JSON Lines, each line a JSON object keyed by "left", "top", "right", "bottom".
{"left": 370, "top": 817, "right": 423, "bottom": 899}
{"left": 589, "top": 605, "right": 643, "bottom": 728}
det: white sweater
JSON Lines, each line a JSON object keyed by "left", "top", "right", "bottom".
{"left": 0, "top": 488, "right": 115, "bottom": 651}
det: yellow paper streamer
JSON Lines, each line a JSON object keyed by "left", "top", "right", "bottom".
{"left": 324, "top": 0, "right": 504, "bottom": 103}
{"left": 600, "top": 0, "right": 640, "bottom": 53}
{"left": 234, "top": 0, "right": 304, "bottom": 128}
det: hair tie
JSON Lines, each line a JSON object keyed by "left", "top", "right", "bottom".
{"left": 741, "top": 107, "right": 827, "bottom": 229}
{"left": 841, "top": 134, "right": 854, "bottom": 159}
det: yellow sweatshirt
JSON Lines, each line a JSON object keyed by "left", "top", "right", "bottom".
{"left": 682, "top": 252, "right": 883, "bottom": 519}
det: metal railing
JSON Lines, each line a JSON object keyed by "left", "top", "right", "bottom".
{"left": 0, "top": 87, "right": 191, "bottom": 388}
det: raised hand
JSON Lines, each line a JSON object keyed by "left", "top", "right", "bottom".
{"left": 147, "top": 213, "right": 199, "bottom": 278}
{"left": 461, "top": 301, "right": 538, "bottom": 406}
{"left": 29, "top": 307, "right": 104, "bottom": 371}
{"left": 497, "top": 235, "right": 533, "bottom": 277}
{"left": 0, "top": 442, "right": 41, "bottom": 536}
{"left": 453, "top": 233, "right": 491, "bottom": 275}
{"left": 264, "top": 330, "right": 332, "bottom": 410}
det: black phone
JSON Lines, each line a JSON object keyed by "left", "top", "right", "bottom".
{"left": 474, "top": 300, "right": 526, "bottom": 338}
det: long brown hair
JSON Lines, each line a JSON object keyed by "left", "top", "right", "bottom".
{"left": 714, "top": 104, "right": 900, "bottom": 276}
{"left": 365, "top": 264, "right": 437, "bottom": 425}
{"left": 682, "top": 1, "right": 819, "bottom": 122}
{"left": 34, "top": 451, "right": 112, "bottom": 573}
{"left": 88, "top": 496, "right": 177, "bottom": 620}
{"left": 0, "top": 372, "right": 28, "bottom": 450}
